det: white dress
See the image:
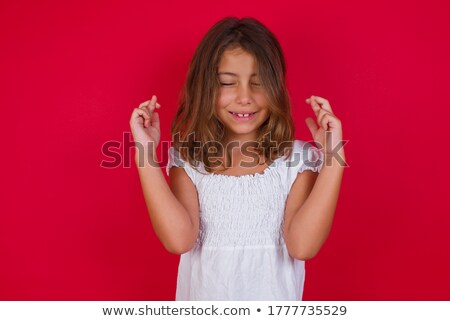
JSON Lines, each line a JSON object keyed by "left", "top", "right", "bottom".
{"left": 166, "top": 139, "right": 324, "bottom": 300}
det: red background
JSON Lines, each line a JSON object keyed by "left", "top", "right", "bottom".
{"left": 1, "top": 0, "right": 449, "bottom": 300}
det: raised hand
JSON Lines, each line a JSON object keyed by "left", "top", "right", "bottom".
{"left": 129, "top": 95, "right": 162, "bottom": 155}
{"left": 304, "top": 95, "right": 343, "bottom": 155}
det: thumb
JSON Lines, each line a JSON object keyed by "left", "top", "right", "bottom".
{"left": 151, "top": 111, "right": 160, "bottom": 131}
{"left": 305, "top": 117, "right": 318, "bottom": 136}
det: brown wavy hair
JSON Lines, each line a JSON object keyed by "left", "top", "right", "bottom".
{"left": 170, "top": 16, "right": 295, "bottom": 174}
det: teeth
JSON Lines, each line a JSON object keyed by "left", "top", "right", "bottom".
{"left": 232, "top": 112, "right": 254, "bottom": 117}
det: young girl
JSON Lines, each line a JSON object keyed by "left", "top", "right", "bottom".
{"left": 129, "top": 16, "right": 346, "bottom": 300}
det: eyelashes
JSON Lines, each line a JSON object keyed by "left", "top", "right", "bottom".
{"left": 220, "top": 83, "right": 262, "bottom": 87}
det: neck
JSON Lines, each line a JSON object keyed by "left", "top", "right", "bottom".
{"left": 219, "top": 136, "right": 262, "bottom": 169}
{"left": 222, "top": 133, "right": 259, "bottom": 149}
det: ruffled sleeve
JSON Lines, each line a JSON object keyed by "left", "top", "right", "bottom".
{"left": 285, "top": 140, "right": 324, "bottom": 190}
{"left": 166, "top": 146, "right": 198, "bottom": 185}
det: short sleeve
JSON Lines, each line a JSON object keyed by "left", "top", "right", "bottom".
{"left": 166, "top": 146, "right": 198, "bottom": 185}
{"left": 285, "top": 140, "right": 324, "bottom": 190}
{"left": 293, "top": 140, "right": 324, "bottom": 174}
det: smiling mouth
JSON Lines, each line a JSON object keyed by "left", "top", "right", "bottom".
{"left": 229, "top": 111, "right": 257, "bottom": 118}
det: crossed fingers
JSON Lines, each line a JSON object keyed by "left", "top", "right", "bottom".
{"left": 138, "top": 95, "right": 161, "bottom": 127}
{"left": 306, "top": 95, "right": 335, "bottom": 130}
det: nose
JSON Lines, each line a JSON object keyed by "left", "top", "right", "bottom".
{"left": 236, "top": 84, "right": 253, "bottom": 105}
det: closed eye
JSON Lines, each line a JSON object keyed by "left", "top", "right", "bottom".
{"left": 219, "top": 83, "right": 262, "bottom": 86}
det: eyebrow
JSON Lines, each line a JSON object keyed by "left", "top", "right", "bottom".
{"left": 217, "top": 72, "right": 258, "bottom": 77}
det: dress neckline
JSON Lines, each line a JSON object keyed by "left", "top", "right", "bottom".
{"left": 202, "top": 156, "right": 285, "bottom": 179}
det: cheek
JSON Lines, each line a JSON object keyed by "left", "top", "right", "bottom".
{"left": 254, "top": 92, "right": 269, "bottom": 106}
{"left": 217, "top": 90, "right": 235, "bottom": 108}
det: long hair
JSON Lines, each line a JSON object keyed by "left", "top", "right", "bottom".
{"left": 170, "top": 16, "right": 295, "bottom": 173}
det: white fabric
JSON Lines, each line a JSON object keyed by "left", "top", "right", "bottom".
{"left": 166, "top": 140, "right": 324, "bottom": 300}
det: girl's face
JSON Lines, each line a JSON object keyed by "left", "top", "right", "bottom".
{"left": 215, "top": 48, "right": 270, "bottom": 144}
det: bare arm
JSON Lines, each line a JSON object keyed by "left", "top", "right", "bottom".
{"left": 135, "top": 151, "right": 199, "bottom": 254}
{"left": 284, "top": 149, "right": 346, "bottom": 260}
{"left": 130, "top": 95, "right": 199, "bottom": 255}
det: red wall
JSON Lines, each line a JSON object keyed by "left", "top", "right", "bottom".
{"left": 1, "top": 0, "right": 449, "bottom": 300}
